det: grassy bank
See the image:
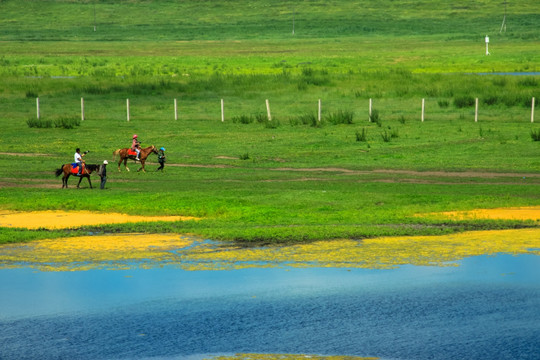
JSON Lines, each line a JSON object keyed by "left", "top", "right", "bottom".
{"left": 0, "top": 0, "right": 539, "bottom": 244}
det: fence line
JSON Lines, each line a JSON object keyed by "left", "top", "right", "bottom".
{"left": 29, "top": 97, "right": 538, "bottom": 124}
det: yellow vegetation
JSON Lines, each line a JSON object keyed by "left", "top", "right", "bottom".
{"left": 1, "top": 229, "right": 538, "bottom": 272}
{"left": 0, "top": 210, "right": 199, "bottom": 229}
{"left": 419, "top": 206, "right": 540, "bottom": 221}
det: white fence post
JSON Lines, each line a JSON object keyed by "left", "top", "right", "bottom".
{"left": 532, "top": 97, "right": 535, "bottom": 123}
{"left": 475, "top": 98, "right": 478, "bottom": 122}
{"left": 318, "top": 99, "right": 321, "bottom": 122}
{"left": 126, "top": 98, "right": 130, "bottom": 122}
{"left": 36, "top": 97, "right": 40, "bottom": 119}
{"left": 81, "top": 97, "right": 85, "bottom": 121}
{"left": 369, "top": 98, "right": 372, "bottom": 122}
{"left": 174, "top": 98, "right": 178, "bottom": 121}
{"left": 266, "top": 99, "right": 272, "bottom": 121}
{"left": 221, "top": 99, "right": 224, "bottom": 122}
{"left": 421, "top": 98, "right": 425, "bottom": 122}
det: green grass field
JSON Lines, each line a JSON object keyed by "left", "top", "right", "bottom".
{"left": 0, "top": 0, "right": 539, "bottom": 244}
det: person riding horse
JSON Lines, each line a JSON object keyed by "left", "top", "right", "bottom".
{"left": 74, "top": 148, "right": 88, "bottom": 175}
{"left": 131, "top": 134, "right": 141, "bottom": 161}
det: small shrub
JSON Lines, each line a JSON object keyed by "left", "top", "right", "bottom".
{"left": 454, "top": 95, "right": 475, "bottom": 108}
{"left": 531, "top": 129, "right": 540, "bottom": 141}
{"left": 369, "top": 109, "right": 381, "bottom": 126}
{"left": 518, "top": 77, "right": 538, "bottom": 87}
{"left": 263, "top": 118, "right": 280, "bottom": 129}
{"left": 398, "top": 115, "right": 406, "bottom": 124}
{"left": 381, "top": 128, "right": 399, "bottom": 142}
{"left": 239, "top": 153, "right": 250, "bottom": 160}
{"left": 437, "top": 99, "right": 449, "bottom": 108}
{"left": 355, "top": 128, "right": 368, "bottom": 142}
{"left": 25, "top": 90, "right": 38, "bottom": 98}
{"left": 54, "top": 116, "right": 81, "bottom": 129}
{"left": 483, "top": 95, "right": 499, "bottom": 106}
{"left": 255, "top": 113, "right": 267, "bottom": 124}
{"left": 232, "top": 114, "right": 254, "bottom": 124}
{"left": 26, "top": 118, "right": 52, "bottom": 128}
{"left": 325, "top": 110, "right": 354, "bottom": 125}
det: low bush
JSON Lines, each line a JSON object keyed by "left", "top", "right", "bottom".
{"left": 26, "top": 118, "right": 52, "bottom": 128}
{"left": 54, "top": 116, "right": 80, "bottom": 129}
{"left": 454, "top": 95, "right": 475, "bottom": 108}
{"left": 232, "top": 115, "right": 255, "bottom": 124}
{"left": 369, "top": 109, "right": 381, "bottom": 126}
{"left": 437, "top": 99, "right": 449, "bottom": 108}
{"left": 355, "top": 128, "right": 368, "bottom": 142}
{"left": 531, "top": 129, "right": 540, "bottom": 141}
{"left": 325, "top": 110, "right": 354, "bottom": 125}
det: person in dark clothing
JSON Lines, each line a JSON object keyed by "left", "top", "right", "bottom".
{"left": 156, "top": 147, "right": 166, "bottom": 172}
{"left": 99, "top": 160, "right": 108, "bottom": 189}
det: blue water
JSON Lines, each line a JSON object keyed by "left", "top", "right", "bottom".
{"left": 1, "top": 255, "right": 539, "bottom": 360}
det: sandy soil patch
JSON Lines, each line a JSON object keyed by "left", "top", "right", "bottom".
{"left": 0, "top": 210, "right": 199, "bottom": 229}
{"left": 422, "top": 206, "right": 540, "bottom": 221}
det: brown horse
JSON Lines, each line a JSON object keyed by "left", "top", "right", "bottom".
{"left": 112, "top": 145, "right": 158, "bottom": 172}
{"left": 55, "top": 163, "right": 99, "bottom": 189}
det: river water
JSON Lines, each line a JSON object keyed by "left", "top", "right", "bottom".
{"left": 1, "top": 254, "right": 539, "bottom": 360}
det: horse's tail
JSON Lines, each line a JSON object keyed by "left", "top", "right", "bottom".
{"left": 55, "top": 165, "right": 64, "bottom": 177}
{"left": 113, "top": 149, "right": 121, "bottom": 161}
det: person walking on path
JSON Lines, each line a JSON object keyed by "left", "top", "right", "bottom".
{"left": 98, "top": 160, "right": 108, "bottom": 189}
{"left": 156, "top": 147, "right": 166, "bottom": 172}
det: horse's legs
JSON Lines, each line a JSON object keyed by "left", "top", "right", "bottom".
{"left": 87, "top": 175, "right": 93, "bottom": 189}
{"left": 124, "top": 158, "right": 130, "bottom": 172}
{"left": 63, "top": 174, "right": 69, "bottom": 188}
{"left": 77, "top": 176, "right": 83, "bottom": 189}
{"left": 137, "top": 160, "right": 146, "bottom": 172}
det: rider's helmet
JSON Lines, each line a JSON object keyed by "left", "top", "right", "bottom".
{"left": 133, "top": 134, "right": 138, "bottom": 139}
{"left": 160, "top": 147, "right": 165, "bottom": 151}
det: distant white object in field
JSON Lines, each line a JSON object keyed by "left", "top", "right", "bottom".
{"left": 485, "top": 35, "right": 490, "bottom": 55}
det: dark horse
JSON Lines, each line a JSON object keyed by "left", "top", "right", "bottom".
{"left": 55, "top": 163, "right": 99, "bottom": 189}
{"left": 112, "top": 145, "right": 158, "bottom": 172}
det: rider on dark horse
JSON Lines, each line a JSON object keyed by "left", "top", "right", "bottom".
{"left": 131, "top": 134, "right": 141, "bottom": 161}
{"left": 74, "top": 148, "right": 87, "bottom": 175}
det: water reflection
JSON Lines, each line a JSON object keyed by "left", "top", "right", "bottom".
{"left": 0, "top": 254, "right": 539, "bottom": 360}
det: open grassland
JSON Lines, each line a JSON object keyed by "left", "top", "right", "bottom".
{"left": 0, "top": 0, "right": 539, "bottom": 244}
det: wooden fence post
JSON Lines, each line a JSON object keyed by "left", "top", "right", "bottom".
{"left": 475, "top": 98, "right": 478, "bottom": 122}
{"left": 174, "top": 98, "right": 178, "bottom": 121}
{"left": 36, "top": 97, "right": 40, "bottom": 119}
{"left": 421, "top": 98, "right": 425, "bottom": 122}
{"left": 266, "top": 99, "right": 272, "bottom": 121}
{"left": 369, "top": 98, "right": 372, "bottom": 122}
{"left": 221, "top": 99, "right": 224, "bottom": 122}
{"left": 532, "top": 97, "right": 535, "bottom": 123}
{"left": 81, "top": 97, "right": 85, "bottom": 121}
{"left": 318, "top": 99, "right": 321, "bottom": 122}
{"left": 126, "top": 98, "right": 130, "bottom": 122}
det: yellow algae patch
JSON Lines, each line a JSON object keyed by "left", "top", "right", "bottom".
{"left": 420, "top": 206, "right": 540, "bottom": 221}
{"left": 0, "top": 210, "right": 199, "bottom": 229}
{"left": 1, "top": 229, "right": 539, "bottom": 272}
{"left": 0, "top": 233, "right": 194, "bottom": 271}
{"left": 179, "top": 228, "right": 540, "bottom": 271}
{"left": 206, "top": 354, "right": 377, "bottom": 360}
